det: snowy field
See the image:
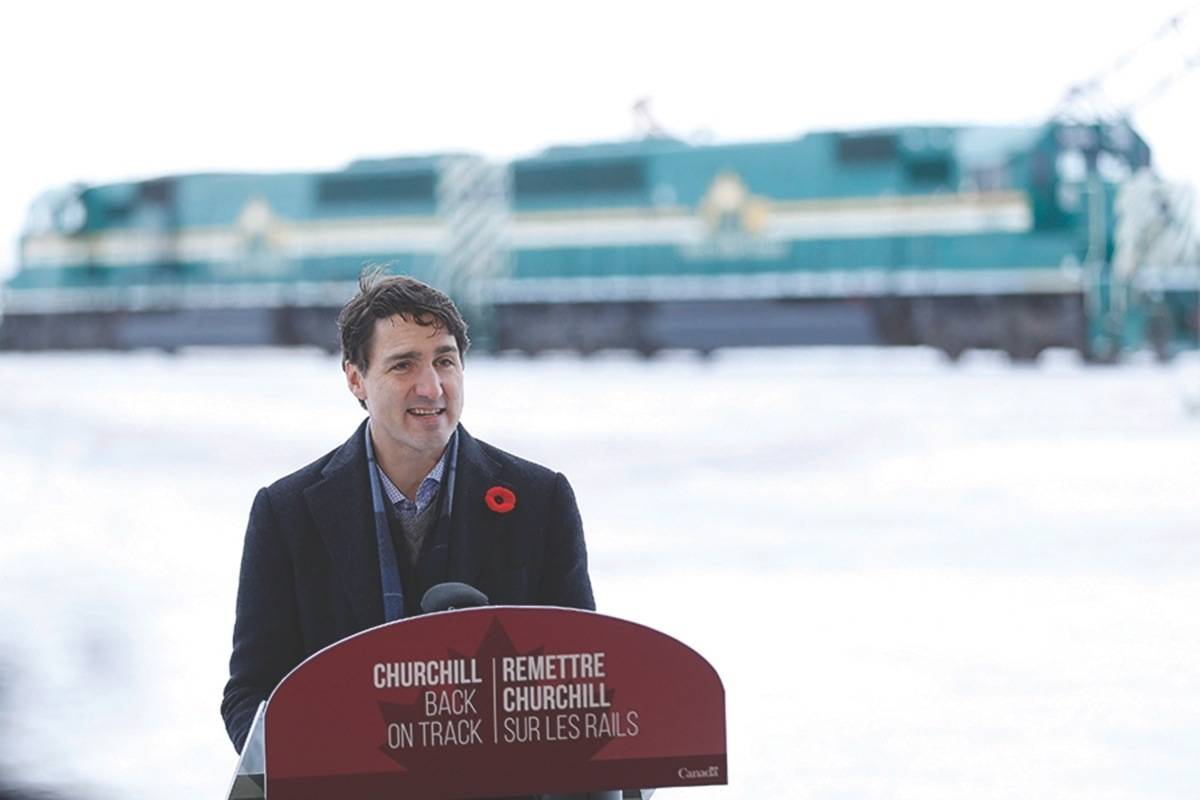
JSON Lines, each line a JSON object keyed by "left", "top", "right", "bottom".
{"left": 0, "top": 346, "right": 1197, "bottom": 800}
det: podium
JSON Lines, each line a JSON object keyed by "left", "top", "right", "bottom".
{"left": 228, "top": 607, "right": 726, "bottom": 799}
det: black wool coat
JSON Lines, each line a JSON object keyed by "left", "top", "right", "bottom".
{"left": 221, "top": 421, "right": 595, "bottom": 752}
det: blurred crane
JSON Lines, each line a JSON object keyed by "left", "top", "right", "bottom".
{"left": 1047, "top": 5, "right": 1200, "bottom": 364}
{"left": 1053, "top": 3, "right": 1200, "bottom": 123}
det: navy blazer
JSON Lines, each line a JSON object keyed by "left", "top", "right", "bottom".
{"left": 221, "top": 421, "right": 595, "bottom": 751}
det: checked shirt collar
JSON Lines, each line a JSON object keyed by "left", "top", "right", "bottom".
{"left": 376, "top": 443, "right": 450, "bottom": 516}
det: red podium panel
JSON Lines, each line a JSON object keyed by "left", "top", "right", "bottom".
{"left": 265, "top": 607, "right": 726, "bottom": 799}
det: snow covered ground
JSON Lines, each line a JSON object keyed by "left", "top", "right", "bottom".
{"left": 0, "top": 346, "right": 1197, "bottom": 800}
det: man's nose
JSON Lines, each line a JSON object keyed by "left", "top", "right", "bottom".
{"left": 412, "top": 363, "right": 443, "bottom": 399}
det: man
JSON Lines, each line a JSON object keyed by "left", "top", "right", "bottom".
{"left": 221, "top": 272, "right": 595, "bottom": 752}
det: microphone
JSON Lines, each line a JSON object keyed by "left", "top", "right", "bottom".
{"left": 420, "top": 582, "right": 489, "bottom": 613}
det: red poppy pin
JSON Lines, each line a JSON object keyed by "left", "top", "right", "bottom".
{"left": 485, "top": 485, "right": 517, "bottom": 514}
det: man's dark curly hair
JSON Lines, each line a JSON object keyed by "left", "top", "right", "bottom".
{"left": 337, "top": 268, "right": 471, "bottom": 374}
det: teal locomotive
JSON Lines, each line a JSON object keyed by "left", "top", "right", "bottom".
{"left": 4, "top": 122, "right": 1196, "bottom": 358}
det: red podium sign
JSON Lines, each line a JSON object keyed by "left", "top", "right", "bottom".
{"left": 264, "top": 607, "right": 726, "bottom": 799}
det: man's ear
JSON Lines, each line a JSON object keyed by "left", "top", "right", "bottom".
{"left": 345, "top": 362, "right": 367, "bottom": 403}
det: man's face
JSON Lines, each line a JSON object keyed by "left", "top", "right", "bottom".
{"left": 345, "top": 315, "right": 464, "bottom": 462}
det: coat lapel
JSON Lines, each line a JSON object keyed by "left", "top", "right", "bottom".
{"left": 304, "top": 420, "right": 384, "bottom": 630}
{"left": 447, "top": 425, "right": 504, "bottom": 588}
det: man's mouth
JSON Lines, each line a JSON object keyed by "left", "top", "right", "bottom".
{"left": 407, "top": 408, "right": 444, "bottom": 417}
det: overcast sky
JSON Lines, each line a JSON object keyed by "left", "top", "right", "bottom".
{"left": 3, "top": 0, "right": 1198, "bottom": 278}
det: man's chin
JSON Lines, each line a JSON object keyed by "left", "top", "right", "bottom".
{"left": 403, "top": 424, "right": 454, "bottom": 452}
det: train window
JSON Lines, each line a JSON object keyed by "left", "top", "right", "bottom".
{"left": 906, "top": 159, "right": 951, "bottom": 185}
{"left": 836, "top": 134, "right": 898, "bottom": 163}
{"left": 139, "top": 179, "right": 176, "bottom": 205}
{"left": 317, "top": 172, "right": 435, "bottom": 204}
{"left": 514, "top": 160, "right": 646, "bottom": 196}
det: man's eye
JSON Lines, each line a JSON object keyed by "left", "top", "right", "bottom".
{"left": 437, "top": 358, "right": 457, "bottom": 368}
{"left": 391, "top": 362, "right": 411, "bottom": 371}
